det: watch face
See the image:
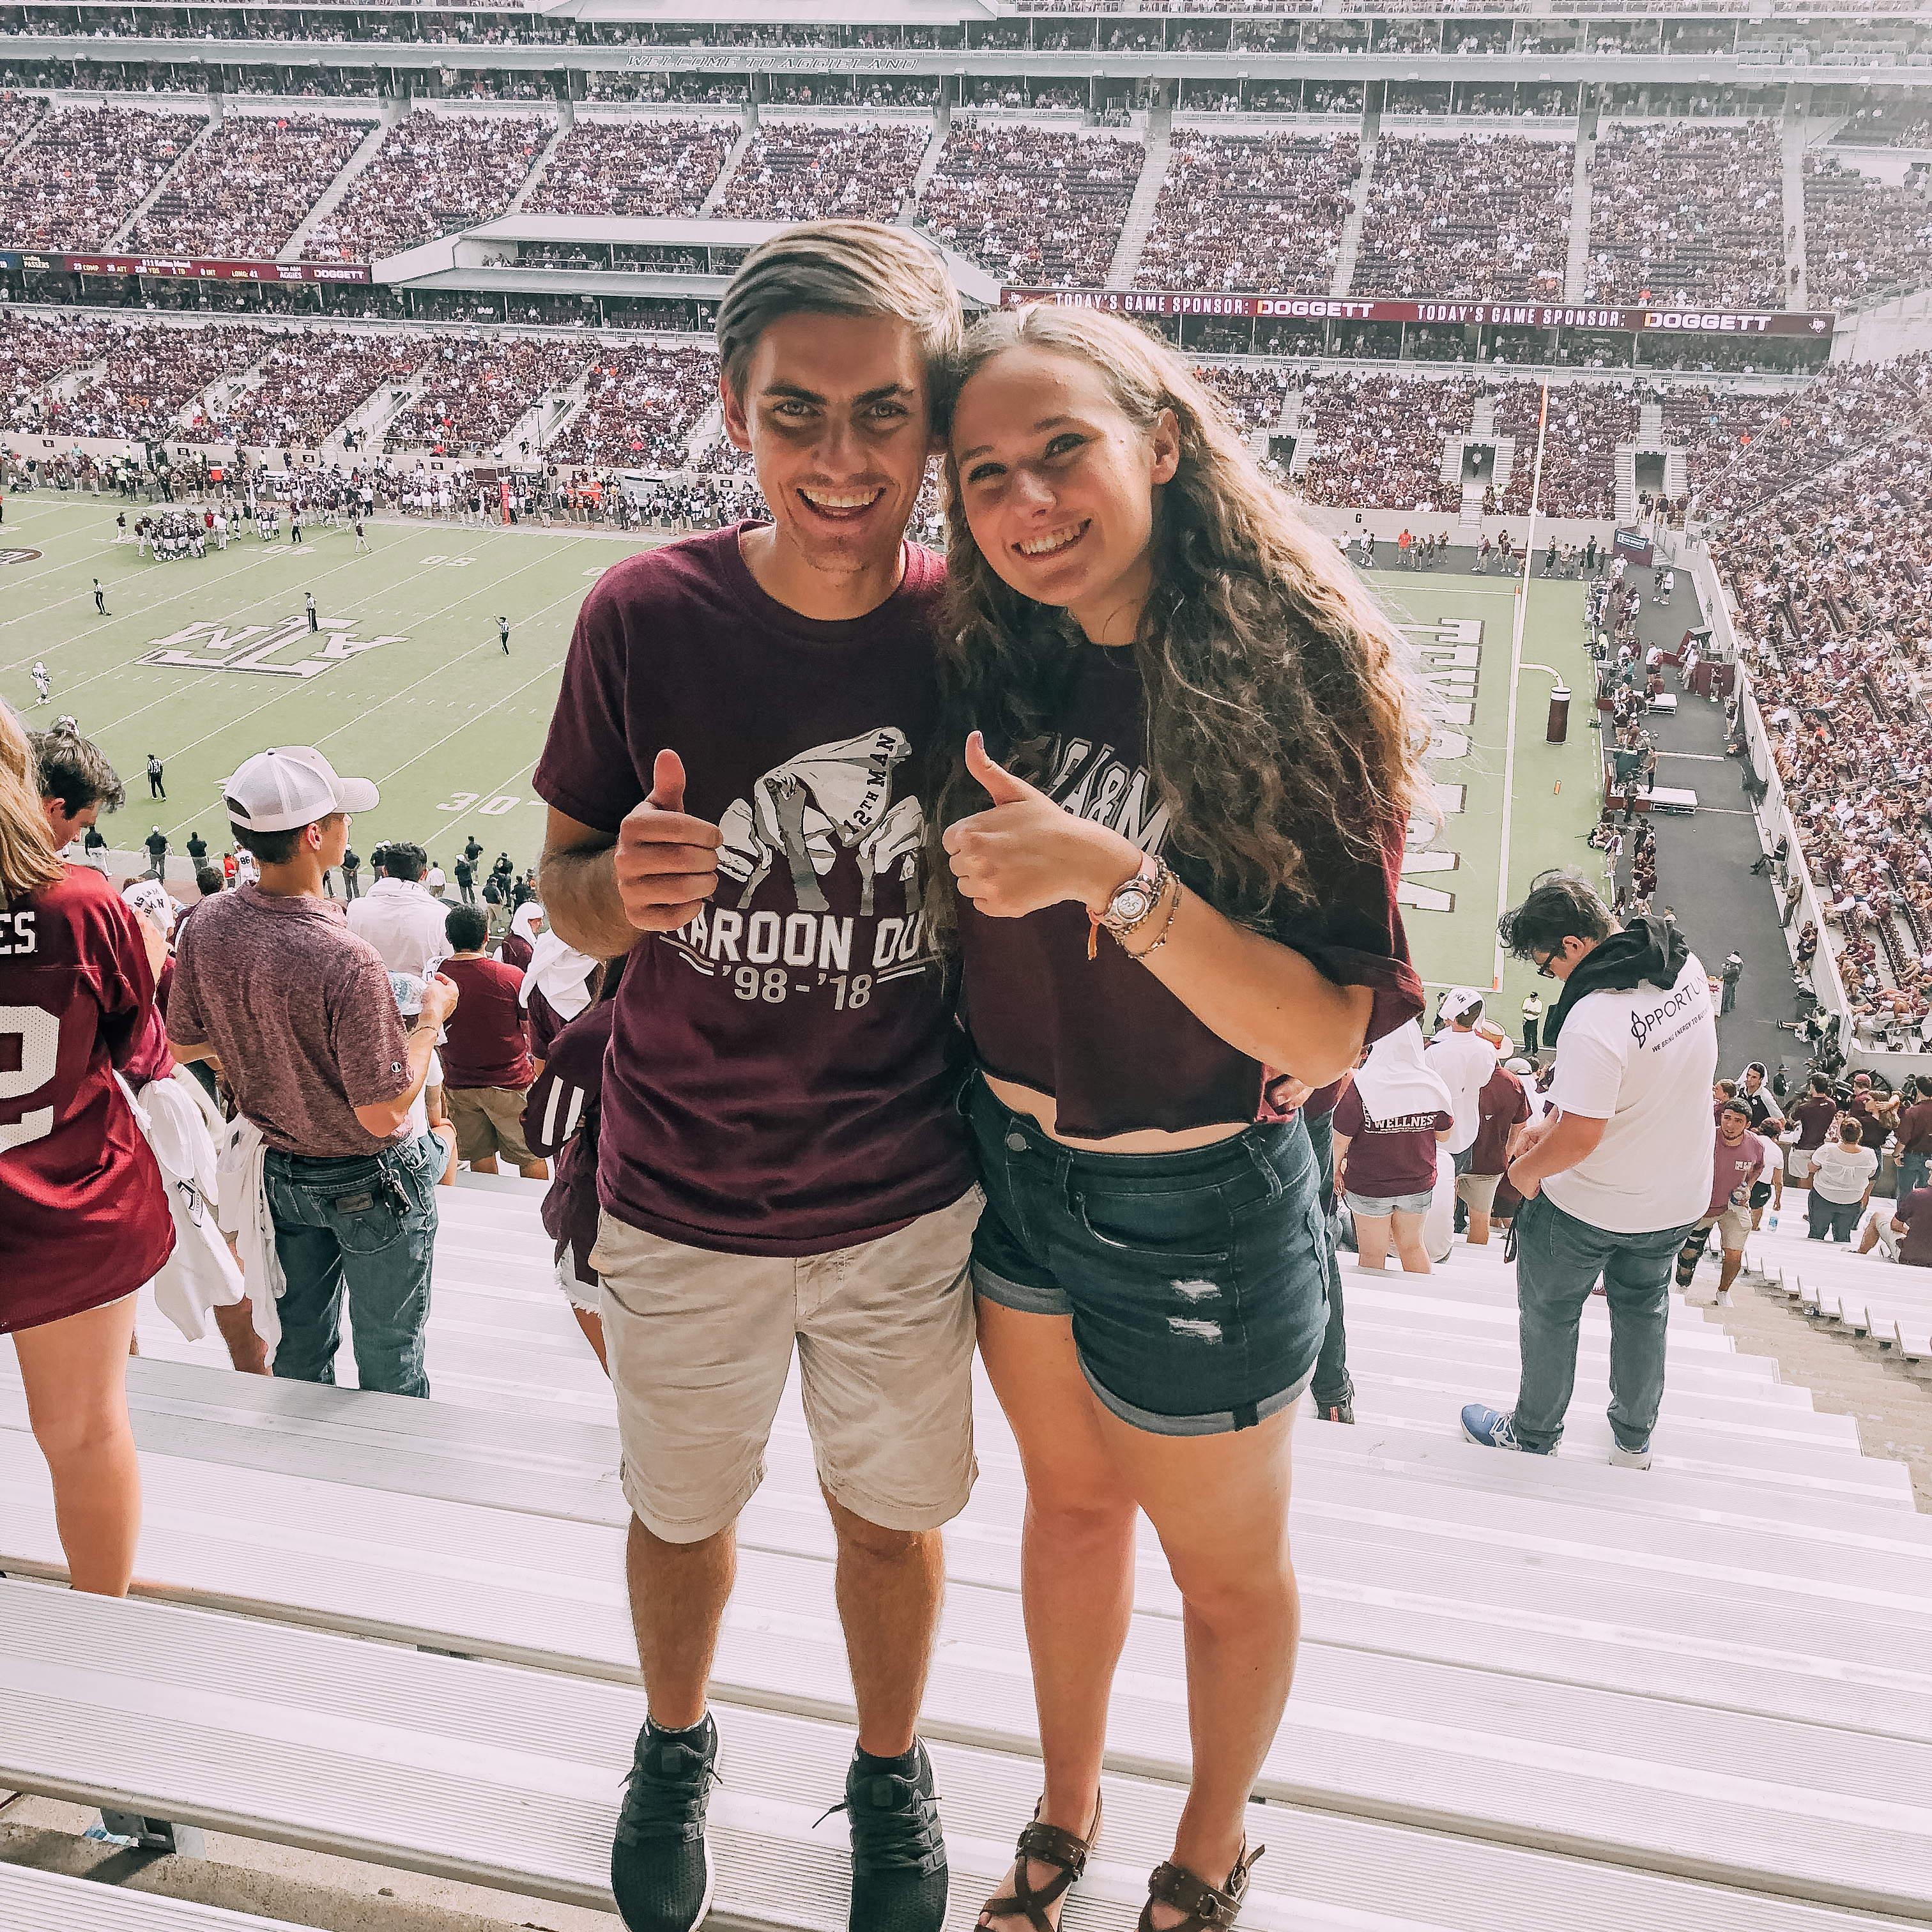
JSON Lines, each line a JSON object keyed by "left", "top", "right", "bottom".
{"left": 1114, "top": 885, "right": 1153, "bottom": 923}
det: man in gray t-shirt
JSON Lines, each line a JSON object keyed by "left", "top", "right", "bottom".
{"left": 169, "top": 746, "right": 457, "bottom": 1397}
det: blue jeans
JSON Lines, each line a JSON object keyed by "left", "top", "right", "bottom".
{"left": 1510, "top": 1191, "right": 1696, "bottom": 1454}
{"left": 1806, "top": 1191, "right": 1861, "bottom": 1243}
{"left": 1897, "top": 1150, "right": 1929, "bottom": 1202}
{"left": 263, "top": 1131, "right": 442, "bottom": 1398}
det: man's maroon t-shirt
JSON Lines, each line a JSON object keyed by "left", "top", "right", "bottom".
{"left": 1897, "top": 1100, "right": 1932, "bottom": 1156}
{"left": 1706, "top": 1128, "right": 1768, "bottom": 1220}
{"left": 1, "top": 864, "right": 175, "bottom": 1331}
{"left": 1467, "top": 1064, "right": 1531, "bottom": 1177}
{"left": 1896, "top": 1186, "right": 1932, "bottom": 1266}
{"left": 440, "top": 954, "right": 534, "bottom": 1091}
{"left": 533, "top": 523, "right": 972, "bottom": 1256}
{"left": 1330, "top": 1083, "right": 1450, "bottom": 1198}
{"left": 959, "top": 640, "right": 1423, "bottom": 1138}
{"left": 1792, "top": 1094, "right": 1839, "bottom": 1150}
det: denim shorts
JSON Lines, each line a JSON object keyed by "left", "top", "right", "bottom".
{"left": 965, "top": 1076, "right": 1330, "bottom": 1436}
{"left": 1343, "top": 1187, "right": 1435, "bottom": 1218}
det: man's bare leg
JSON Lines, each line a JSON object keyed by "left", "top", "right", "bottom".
{"left": 825, "top": 1492, "right": 944, "bottom": 1758}
{"left": 625, "top": 1516, "right": 736, "bottom": 1729}
{"left": 213, "top": 1298, "right": 270, "bottom": 1375}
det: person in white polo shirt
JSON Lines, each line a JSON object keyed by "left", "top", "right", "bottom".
{"left": 1427, "top": 988, "right": 1506, "bottom": 1214}
{"left": 1462, "top": 871, "right": 1717, "bottom": 1470}
{"left": 346, "top": 839, "right": 449, "bottom": 979}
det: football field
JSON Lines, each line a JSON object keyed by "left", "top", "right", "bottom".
{"left": 1, "top": 496, "right": 1603, "bottom": 1031}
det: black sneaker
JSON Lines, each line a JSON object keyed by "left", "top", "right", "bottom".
{"left": 834, "top": 1741, "right": 949, "bottom": 1932}
{"left": 611, "top": 1713, "right": 719, "bottom": 1932}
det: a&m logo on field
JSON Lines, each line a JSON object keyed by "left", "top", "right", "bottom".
{"left": 139, "top": 617, "right": 406, "bottom": 679}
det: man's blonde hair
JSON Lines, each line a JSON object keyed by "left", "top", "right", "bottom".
{"left": 716, "top": 220, "right": 962, "bottom": 402}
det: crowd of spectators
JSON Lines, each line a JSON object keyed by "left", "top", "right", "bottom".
{"left": 1494, "top": 380, "right": 1635, "bottom": 516}
{"left": 0, "top": 103, "right": 202, "bottom": 250}
{"left": 0, "top": 86, "right": 43, "bottom": 154}
{"left": 305, "top": 109, "right": 547, "bottom": 262}
{"left": 1297, "top": 372, "right": 1475, "bottom": 509}
{"left": 547, "top": 341, "right": 717, "bottom": 468}
{"left": 1136, "top": 130, "right": 1358, "bottom": 292}
{"left": 124, "top": 111, "right": 372, "bottom": 260}
{"left": 1353, "top": 133, "right": 1572, "bottom": 300}
{"left": 523, "top": 114, "right": 736, "bottom": 220}
{"left": 1192, "top": 360, "right": 1292, "bottom": 434}
{"left": 917, "top": 121, "right": 1142, "bottom": 288}
{"left": 42, "top": 320, "right": 268, "bottom": 440}
{"left": 1802, "top": 154, "right": 1932, "bottom": 312}
{"left": 714, "top": 118, "right": 928, "bottom": 224}
{"left": 1583, "top": 121, "right": 1786, "bottom": 310}
{"left": 1, "top": 309, "right": 110, "bottom": 429}
{"left": 198, "top": 328, "right": 428, "bottom": 448}
{"left": 383, "top": 331, "right": 592, "bottom": 454}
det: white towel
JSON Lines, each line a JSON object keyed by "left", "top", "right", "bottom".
{"left": 123, "top": 1069, "right": 247, "bottom": 1342}
{"left": 216, "top": 1111, "right": 287, "bottom": 1355}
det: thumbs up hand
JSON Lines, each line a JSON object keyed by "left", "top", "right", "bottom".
{"left": 615, "top": 749, "right": 723, "bottom": 931}
{"left": 942, "top": 732, "right": 1142, "bottom": 921}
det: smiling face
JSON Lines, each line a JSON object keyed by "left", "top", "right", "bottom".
{"left": 721, "top": 310, "right": 935, "bottom": 617}
{"left": 950, "top": 342, "right": 1179, "bottom": 647}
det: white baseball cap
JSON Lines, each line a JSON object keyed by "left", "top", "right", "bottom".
{"left": 222, "top": 746, "right": 378, "bottom": 833}
{"left": 1438, "top": 986, "right": 1486, "bottom": 1025}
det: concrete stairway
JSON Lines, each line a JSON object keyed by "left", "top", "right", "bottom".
{"left": 1784, "top": 106, "right": 1810, "bottom": 310}
{"left": 505, "top": 112, "right": 571, "bottom": 215}
{"left": 1333, "top": 106, "right": 1379, "bottom": 297}
{"left": 699, "top": 111, "right": 760, "bottom": 217}
{"left": 1107, "top": 99, "right": 1172, "bottom": 288}
{"left": 1564, "top": 105, "right": 1597, "bottom": 302}
{"left": 903, "top": 108, "right": 952, "bottom": 214}
{"left": 277, "top": 114, "right": 393, "bottom": 263}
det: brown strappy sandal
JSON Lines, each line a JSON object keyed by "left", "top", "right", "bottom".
{"left": 976, "top": 1794, "right": 1103, "bottom": 1931}
{"left": 1136, "top": 1841, "right": 1266, "bottom": 1931}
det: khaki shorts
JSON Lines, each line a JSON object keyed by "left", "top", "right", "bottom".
{"left": 1707, "top": 1204, "right": 1752, "bottom": 1250}
{"left": 594, "top": 1188, "right": 981, "bottom": 1544}
{"left": 447, "top": 1082, "right": 536, "bottom": 1167}
{"left": 1454, "top": 1169, "right": 1504, "bottom": 1214}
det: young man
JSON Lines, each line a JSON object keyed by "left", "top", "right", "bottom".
{"left": 144, "top": 825, "right": 169, "bottom": 881}
{"left": 93, "top": 579, "right": 107, "bottom": 615}
{"left": 497, "top": 614, "right": 510, "bottom": 654}
{"left": 31, "top": 661, "right": 49, "bottom": 705}
{"left": 1676, "top": 1100, "right": 1766, "bottom": 1305}
{"left": 1893, "top": 1083, "right": 1932, "bottom": 1202}
{"left": 346, "top": 840, "right": 449, "bottom": 979}
{"left": 437, "top": 903, "right": 545, "bottom": 1181}
{"left": 1460, "top": 1056, "right": 1532, "bottom": 1247}
{"left": 1463, "top": 872, "right": 1717, "bottom": 1471}
{"left": 165, "top": 747, "right": 456, "bottom": 1399}
{"left": 537, "top": 221, "right": 972, "bottom": 1932}
{"left": 305, "top": 591, "right": 319, "bottom": 634}
{"left": 1428, "top": 989, "right": 1504, "bottom": 1177}
{"left": 33, "top": 726, "right": 125, "bottom": 854}
{"left": 146, "top": 754, "right": 165, "bottom": 801}
{"left": 1788, "top": 1071, "right": 1839, "bottom": 1183}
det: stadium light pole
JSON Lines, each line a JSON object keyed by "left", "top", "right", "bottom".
{"left": 1492, "top": 379, "right": 1551, "bottom": 995}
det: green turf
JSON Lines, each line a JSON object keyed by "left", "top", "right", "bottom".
{"left": 1, "top": 498, "right": 1603, "bottom": 1032}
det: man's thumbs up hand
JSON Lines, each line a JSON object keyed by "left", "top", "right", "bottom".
{"left": 944, "top": 733, "right": 1140, "bottom": 922}
{"left": 615, "top": 748, "right": 721, "bottom": 932}
{"left": 964, "top": 730, "right": 1041, "bottom": 808}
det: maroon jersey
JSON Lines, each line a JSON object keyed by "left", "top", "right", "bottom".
{"left": 1, "top": 865, "right": 174, "bottom": 1331}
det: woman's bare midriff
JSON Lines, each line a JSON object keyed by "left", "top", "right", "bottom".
{"left": 983, "top": 1073, "right": 1250, "bottom": 1154}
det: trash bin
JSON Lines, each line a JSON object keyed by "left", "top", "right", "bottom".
{"left": 1547, "top": 682, "right": 1570, "bottom": 744}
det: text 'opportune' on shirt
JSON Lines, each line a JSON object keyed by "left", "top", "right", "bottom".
{"left": 1, "top": 864, "right": 176, "bottom": 1330}
{"left": 958, "top": 640, "right": 1423, "bottom": 1138}
{"left": 532, "top": 522, "right": 973, "bottom": 1258}
{"left": 438, "top": 953, "right": 534, "bottom": 1091}
{"left": 1542, "top": 949, "right": 1719, "bottom": 1234}
{"left": 167, "top": 884, "right": 415, "bottom": 1158}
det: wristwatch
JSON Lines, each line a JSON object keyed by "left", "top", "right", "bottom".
{"left": 1098, "top": 852, "right": 1167, "bottom": 936}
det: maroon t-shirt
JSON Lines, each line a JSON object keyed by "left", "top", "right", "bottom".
{"left": 1706, "top": 1128, "right": 1768, "bottom": 1220}
{"left": 1791, "top": 1093, "right": 1839, "bottom": 1150}
{"left": 440, "top": 954, "right": 534, "bottom": 1091}
{"left": 533, "top": 522, "right": 972, "bottom": 1256}
{"left": 1330, "top": 1082, "right": 1450, "bottom": 1198}
{"left": 958, "top": 640, "right": 1423, "bottom": 1138}
{"left": 523, "top": 997, "right": 615, "bottom": 1284}
{"left": 1467, "top": 1063, "right": 1531, "bottom": 1176}
{"left": 1896, "top": 1186, "right": 1932, "bottom": 1266}
{"left": 1897, "top": 1100, "right": 1932, "bottom": 1156}
{"left": 1, "top": 864, "right": 175, "bottom": 1331}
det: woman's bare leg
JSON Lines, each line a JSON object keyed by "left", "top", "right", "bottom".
{"left": 14, "top": 1296, "right": 142, "bottom": 1595}
{"left": 1353, "top": 1212, "right": 1392, "bottom": 1270}
{"left": 974, "top": 1300, "right": 1135, "bottom": 1929}
{"left": 1392, "top": 1208, "right": 1432, "bottom": 1273}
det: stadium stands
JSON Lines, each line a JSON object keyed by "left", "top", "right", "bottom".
{"left": 382, "top": 330, "right": 592, "bottom": 454}
{"left": 1804, "top": 154, "right": 1932, "bottom": 312}
{"left": 43, "top": 321, "right": 269, "bottom": 441}
{"left": 1136, "top": 128, "right": 1360, "bottom": 292}
{"left": 123, "top": 110, "right": 372, "bottom": 261}
{"left": 548, "top": 339, "right": 718, "bottom": 468}
{"left": 1298, "top": 372, "right": 1475, "bottom": 510}
{"left": 0, "top": 86, "right": 43, "bottom": 155}
{"left": 0, "top": 308, "right": 110, "bottom": 429}
{"left": 304, "top": 109, "right": 548, "bottom": 263}
{"left": 523, "top": 114, "right": 737, "bottom": 220}
{"left": 197, "top": 328, "right": 428, "bottom": 448}
{"left": 917, "top": 120, "right": 1143, "bottom": 287}
{"left": 1496, "top": 381, "right": 1634, "bottom": 517}
{"left": 1583, "top": 121, "right": 1786, "bottom": 309}
{"left": 714, "top": 117, "right": 929, "bottom": 224}
{"left": 1353, "top": 133, "right": 1572, "bottom": 301}
{"left": 0, "top": 102, "right": 203, "bottom": 250}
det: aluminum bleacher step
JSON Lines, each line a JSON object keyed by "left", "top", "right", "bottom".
{"left": 0, "top": 1865, "right": 310, "bottom": 1932}
{"left": 4, "top": 1568, "right": 1931, "bottom": 1928}
{"left": 5, "top": 1428, "right": 1931, "bottom": 1752}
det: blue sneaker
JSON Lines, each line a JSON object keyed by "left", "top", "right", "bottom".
{"left": 1460, "top": 1404, "right": 1553, "bottom": 1454}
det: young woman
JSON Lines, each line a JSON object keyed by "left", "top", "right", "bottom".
{"left": 934, "top": 306, "right": 1427, "bottom": 1932}
{"left": 1330, "top": 1024, "right": 1454, "bottom": 1274}
{"left": 0, "top": 700, "right": 174, "bottom": 1595}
